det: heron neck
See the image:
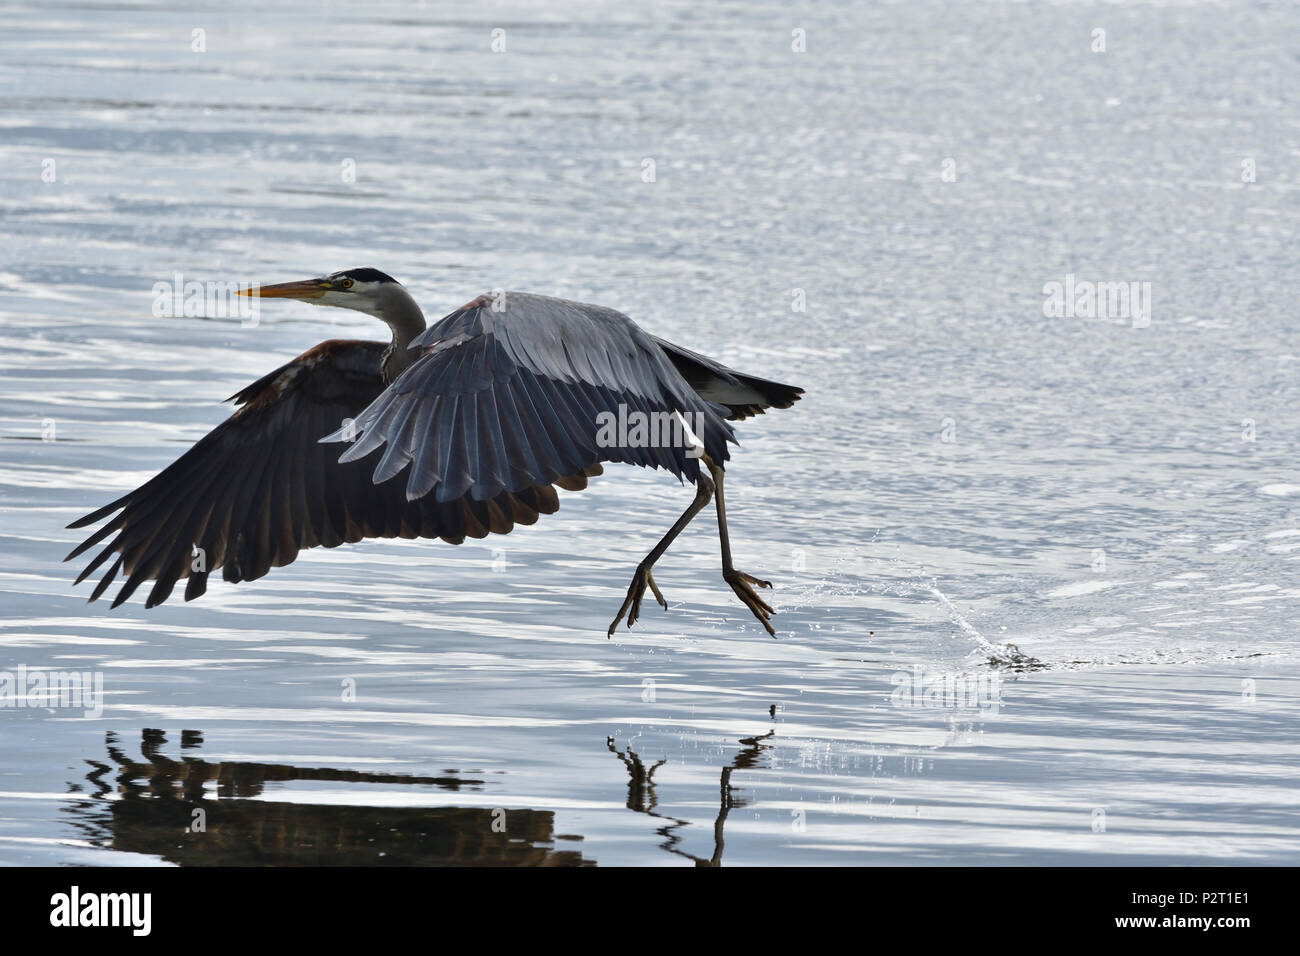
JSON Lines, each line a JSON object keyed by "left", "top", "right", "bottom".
{"left": 377, "top": 286, "right": 427, "bottom": 384}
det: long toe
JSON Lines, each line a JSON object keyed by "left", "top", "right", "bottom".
{"left": 607, "top": 607, "right": 629, "bottom": 638}
{"left": 645, "top": 570, "right": 668, "bottom": 610}
{"left": 608, "top": 591, "right": 636, "bottom": 637}
{"left": 608, "top": 567, "right": 653, "bottom": 637}
{"left": 725, "top": 570, "right": 776, "bottom": 636}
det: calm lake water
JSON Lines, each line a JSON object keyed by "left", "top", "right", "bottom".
{"left": 1, "top": 0, "right": 1298, "bottom": 865}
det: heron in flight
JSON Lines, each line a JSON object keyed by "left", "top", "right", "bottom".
{"left": 66, "top": 269, "right": 803, "bottom": 635}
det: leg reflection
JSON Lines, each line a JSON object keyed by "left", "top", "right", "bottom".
{"left": 607, "top": 730, "right": 775, "bottom": 867}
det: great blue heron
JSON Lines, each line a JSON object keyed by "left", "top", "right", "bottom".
{"left": 66, "top": 269, "right": 803, "bottom": 635}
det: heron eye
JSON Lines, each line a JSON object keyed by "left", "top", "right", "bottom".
{"left": 341, "top": 278, "right": 354, "bottom": 289}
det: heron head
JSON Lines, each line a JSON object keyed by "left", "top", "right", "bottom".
{"left": 239, "top": 268, "right": 402, "bottom": 318}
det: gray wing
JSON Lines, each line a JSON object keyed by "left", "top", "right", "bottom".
{"left": 649, "top": 335, "right": 804, "bottom": 421}
{"left": 330, "top": 292, "right": 737, "bottom": 502}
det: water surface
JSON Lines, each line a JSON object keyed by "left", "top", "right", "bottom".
{"left": 1, "top": 0, "right": 1298, "bottom": 865}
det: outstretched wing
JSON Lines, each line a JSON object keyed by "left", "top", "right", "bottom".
{"left": 649, "top": 335, "right": 803, "bottom": 421}
{"left": 66, "top": 339, "right": 572, "bottom": 609}
{"left": 332, "top": 292, "right": 740, "bottom": 503}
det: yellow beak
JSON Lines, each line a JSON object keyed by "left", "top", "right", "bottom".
{"left": 238, "top": 278, "right": 330, "bottom": 299}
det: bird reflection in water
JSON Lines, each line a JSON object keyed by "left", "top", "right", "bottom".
{"left": 63, "top": 729, "right": 592, "bottom": 866}
{"left": 607, "top": 730, "right": 775, "bottom": 866}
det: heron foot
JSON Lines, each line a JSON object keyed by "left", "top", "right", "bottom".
{"left": 724, "top": 568, "right": 775, "bottom": 636}
{"left": 607, "top": 564, "right": 668, "bottom": 637}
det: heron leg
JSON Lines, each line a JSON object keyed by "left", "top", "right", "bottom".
{"left": 702, "top": 453, "right": 775, "bottom": 636}
{"left": 607, "top": 468, "right": 715, "bottom": 637}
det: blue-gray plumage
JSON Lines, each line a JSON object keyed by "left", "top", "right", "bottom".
{"left": 331, "top": 292, "right": 737, "bottom": 502}
{"left": 66, "top": 271, "right": 802, "bottom": 635}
